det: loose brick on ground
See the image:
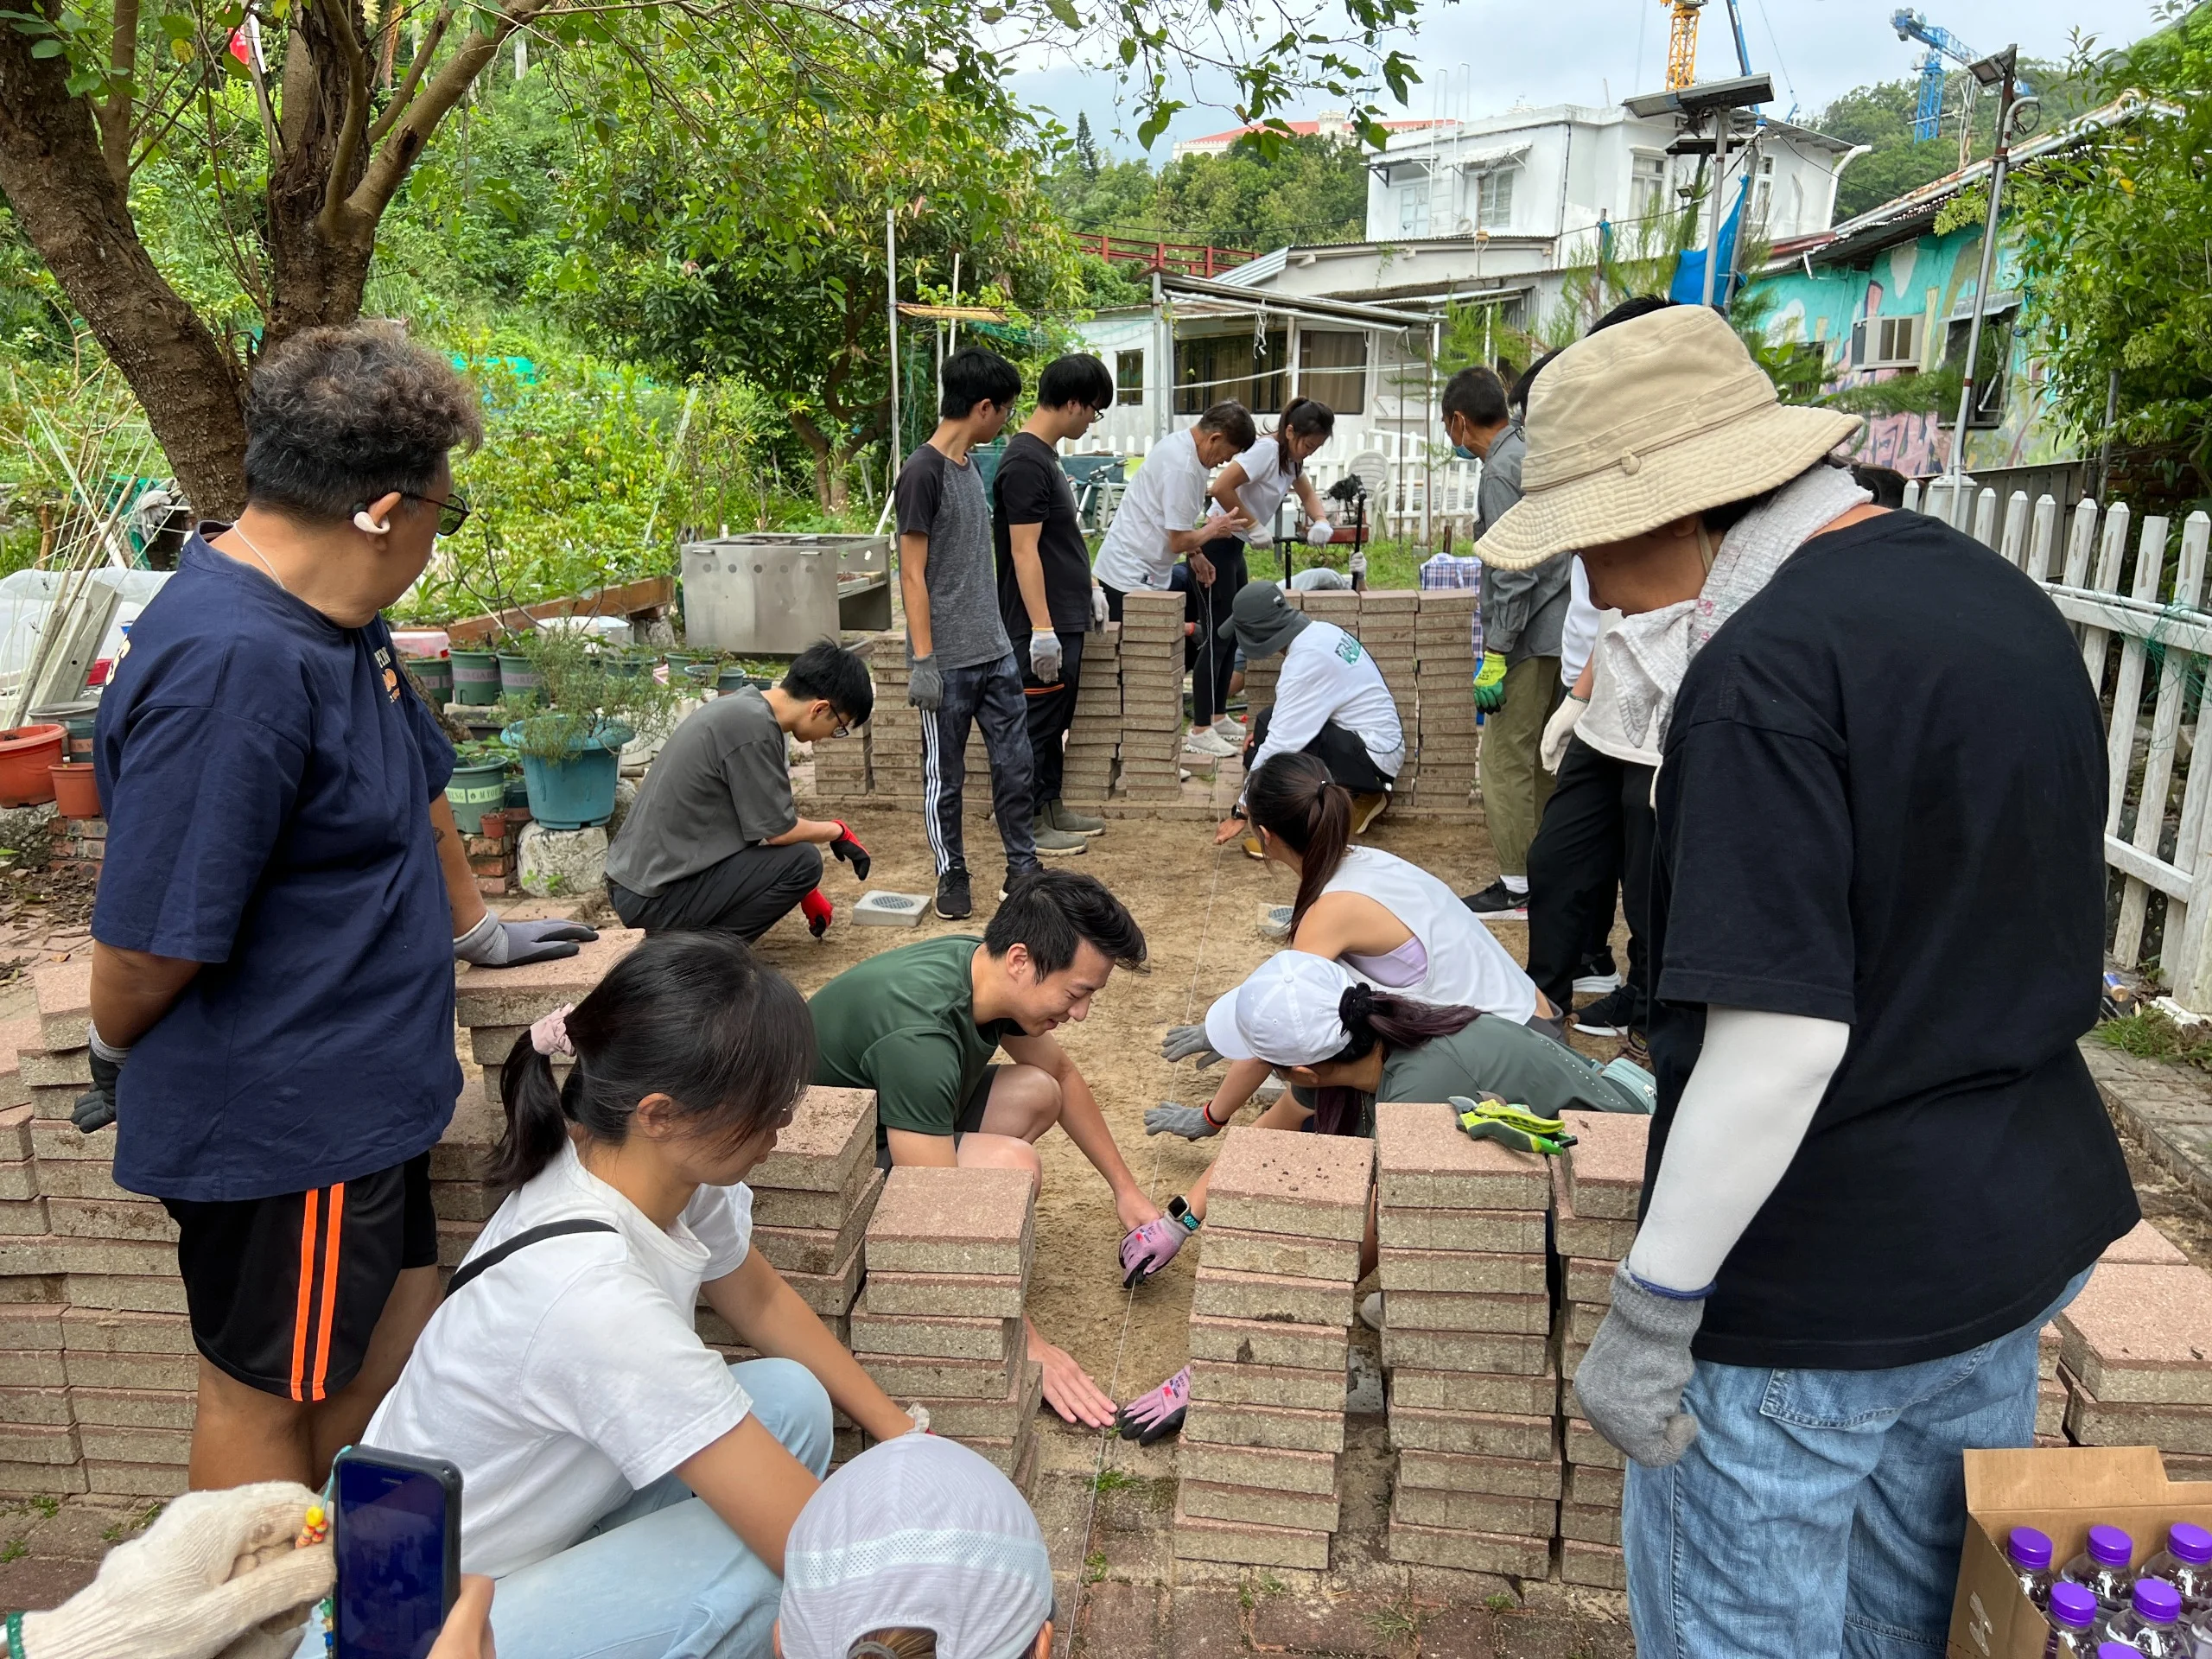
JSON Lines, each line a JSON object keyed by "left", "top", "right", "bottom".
{"left": 1375, "top": 1103, "right": 1548, "bottom": 1211}
{"left": 1170, "top": 1496, "right": 1331, "bottom": 1570}
{"left": 1179, "top": 1478, "right": 1340, "bottom": 1533}
{"left": 1205, "top": 1128, "right": 1373, "bottom": 1243}
{"left": 2057, "top": 1262, "right": 2212, "bottom": 1405}
{"left": 865, "top": 1166, "right": 1034, "bottom": 1276}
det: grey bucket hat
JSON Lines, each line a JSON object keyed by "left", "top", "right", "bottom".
{"left": 1218, "top": 582, "right": 1312, "bottom": 658}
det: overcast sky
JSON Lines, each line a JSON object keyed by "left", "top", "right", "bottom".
{"left": 1012, "top": 0, "right": 2146, "bottom": 157}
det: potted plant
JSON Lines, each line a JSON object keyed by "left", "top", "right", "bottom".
{"left": 450, "top": 645, "right": 501, "bottom": 706}
{"left": 498, "top": 626, "right": 678, "bottom": 830}
{"left": 445, "top": 743, "right": 509, "bottom": 835}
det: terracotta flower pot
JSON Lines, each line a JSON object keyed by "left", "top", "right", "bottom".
{"left": 0, "top": 726, "right": 65, "bottom": 806}
{"left": 48, "top": 763, "right": 100, "bottom": 821}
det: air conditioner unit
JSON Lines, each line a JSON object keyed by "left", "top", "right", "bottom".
{"left": 1849, "top": 315, "right": 1922, "bottom": 371}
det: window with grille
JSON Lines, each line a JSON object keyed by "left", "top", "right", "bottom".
{"left": 1114, "top": 349, "right": 1144, "bottom": 408}
{"left": 1174, "top": 330, "right": 1288, "bottom": 416}
{"left": 1298, "top": 331, "right": 1366, "bottom": 416}
{"left": 1630, "top": 155, "right": 1669, "bottom": 225}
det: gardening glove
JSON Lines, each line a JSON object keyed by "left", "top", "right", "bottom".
{"left": 907, "top": 654, "right": 944, "bottom": 712}
{"left": 801, "top": 888, "right": 834, "bottom": 939}
{"left": 1120, "top": 1199, "right": 1198, "bottom": 1287}
{"left": 1116, "top": 1365, "right": 1191, "bottom": 1446}
{"left": 73, "top": 1025, "right": 127, "bottom": 1135}
{"left": 1471, "top": 651, "right": 1509, "bottom": 713}
{"left": 828, "top": 821, "right": 871, "bottom": 881}
{"left": 1145, "top": 1102, "right": 1219, "bottom": 1141}
{"left": 1090, "top": 587, "right": 1109, "bottom": 627}
{"left": 1541, "top": 692, "right": 1587, "bottom": 773}
{"left": 1160, "top": 1024, "right": 1225, "bottom": 1068}
{"left": 454, "top": 911, "right": 599, "bottom": 968}
{"left": 1575, "top": 1262, "right": 1707, "bottom": 1469}
{"left": 17, "top": 1480, "right": 333, "bottom": 1659}
{"left": 1029, "top": 630, "right": 1064, "bottom": 685}
{"left": 1305, "top": 517, "right": 1335, "bottom": 547}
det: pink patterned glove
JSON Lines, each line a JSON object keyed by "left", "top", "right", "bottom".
{"left": 1116, "top": 1366, "right": 1191, "bottom": 1445}
{"left": 1120, "top": 1215, "right": 1189, "bottom": 1288}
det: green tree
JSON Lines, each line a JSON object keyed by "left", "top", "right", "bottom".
{"left": 1811, "top": 60, "right": 2090, "bottom": 220}
{"left": 1045, "top": 131, "right": 1369, "bottom": 249}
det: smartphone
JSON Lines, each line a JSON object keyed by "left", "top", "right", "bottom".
{"left": 332, "top": 1446, "right": 462, "bottom": 1659}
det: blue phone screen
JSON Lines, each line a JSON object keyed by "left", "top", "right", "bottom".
{"left": 334, "top": 1458, "right": 451, "bottom": 1659}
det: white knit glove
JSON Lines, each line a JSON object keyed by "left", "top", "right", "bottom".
{"left": 1305, "top": 518, "right": 1334, "bottom": 547}
{"left": 1541, "top": 692, "right": 1586, "bottom": 772}
{"left": 20, "top": 1482, "right": 334, "bottom": 1659}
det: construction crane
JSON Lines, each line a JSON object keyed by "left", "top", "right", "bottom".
{"left": 1892, "top": 10, "right": 2034, "bottom": 163}
{"left": 1662, "top": 0, "right": 1753, "bottom": 92}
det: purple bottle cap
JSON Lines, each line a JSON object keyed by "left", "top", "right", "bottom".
{"left": 2171, "top": 1522, "right": 2212, "bottom": 1565}
{"left": 2134, "top": 1577, "right": 2183, "bottom": 1623}
{"left": 2101, "top": 1647, "right": 2145, "bottom": 1659}
{"left": 2088, "top": 1523, "right": 2135, "bottom": 1567}
{"left": 2049, "top": 1581, "right": 2099, "bottom": 1627}
{"left": 2006, "top": 1525, "right": 2053, "bottom": 1570}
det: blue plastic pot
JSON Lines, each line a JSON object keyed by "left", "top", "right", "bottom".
{"left": 499, "top": 721, "right": 632, "bottom": 830}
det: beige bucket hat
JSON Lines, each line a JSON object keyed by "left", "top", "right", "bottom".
{"left": 1474, "top": 304, "right": 1863, "bottom": 571}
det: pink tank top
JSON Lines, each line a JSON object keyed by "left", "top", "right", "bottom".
{"left": 1344, "top": 936, "right": 1428, "bottom": 988}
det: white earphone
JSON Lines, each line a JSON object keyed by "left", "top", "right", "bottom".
{"left": 353, "top": 509, "right": 391, "bottom": 535}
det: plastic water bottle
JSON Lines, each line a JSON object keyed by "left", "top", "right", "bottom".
{"left": 2009, "top": 1526, "right": 2056, "bottom": 1610}
{"left": 2046, "top": 1581, "right": 2101, "bottom": 1653}
{"left": 2063, "top": 1525, "right": 2138, "bottom": 1616}
{"left": 2138, "top": 1522, "right": 2212, "bottom": 1613}
{"left": 2098, "top": 1577, "right": 2188, "bottom": 1654}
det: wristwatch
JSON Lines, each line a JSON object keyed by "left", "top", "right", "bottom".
{"left": 1166, "top": 1195, "right": 1200, "bottom": 1232}
{"left": 1230, "top": 804, "right": 1248, "bottom": 821}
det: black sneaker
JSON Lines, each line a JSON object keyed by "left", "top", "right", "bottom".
{"left": 997, "top": 865, "right": 1042, "bottom": 901}
{"left": 1573, "top": 953, "right": 1622, "bottom": 995}
{"left": 1460, "top": 879, "right": 1529, "bottom": 921}
{"left": 935, "top": 868, "right": 972, "bottom": 920}
{"left": 1573, "top": 984, "right": 1640, "bottom": 1039}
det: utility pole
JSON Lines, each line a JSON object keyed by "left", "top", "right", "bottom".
{"left": 1701, "top": 111, "right": 1730, "bottom": 309}
{"left": 1942, "top": 47, "right": 2025, "bottom": 513}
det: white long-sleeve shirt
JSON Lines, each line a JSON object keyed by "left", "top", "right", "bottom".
{"left": 1249, "top": 621, "right": 1404, "bottom": 785}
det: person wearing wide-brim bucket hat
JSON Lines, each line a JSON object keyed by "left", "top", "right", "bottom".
{"left": 1503, "top": 302, "right": 2139, "bottom": 1657}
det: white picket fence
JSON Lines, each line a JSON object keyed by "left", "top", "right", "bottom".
{"left": 1904, "top": 479, "right": 2212, "bottom": 1006}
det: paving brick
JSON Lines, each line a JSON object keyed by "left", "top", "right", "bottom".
{"left": 28, "top": 1119, "right": 111, "bottom": 1163}
{"left": 84, "top": 1460, "right": 188, "bottom": 1497}
{"left": 2066, "top": 1374, "right": 2212, "bottom": 1452}
{"left": 1560, "top": 1540, "right": 1628, "bottom": 1590}
{"left": 72, "top": 1387, "right": 194, "bottom": 1429}
{"left": 784, "top": 1236, "right": 866, "bottom": 1319}
{"left": 2057, "top": 1262, "right": 2212, "bottom": 1404}
{"left": 1189, "top": 1358, "right": 1346, "bottom": 1413}
{"left": 1187, "top": 1316, "right": 1349, "bottom": 1373}
{"left": 61, "top": 1309, "right": 191, "bottom": 1353}
{"left": 64, "top": 1351, "right": 197, "bottom": 1389}
{"left": 1381, "top": 1326, "right": 1548, "bottom": 1376}
{"left": 1183, "top": 1396, "right": 1346, "bottom": 1454}
{"left": 1387, "top": 1367, "right": 1556, "bottom": 1417}
{"left": 0, "top": 1349, "right": 64, "bottom": 1387}
{"left": 860, "top": 1269, "right": 1024, "bottom": 1319}
{"left": 1201, "top": 1225, "right": 1362, "bottom": 1282}
{"left": 467, "top": 1024, "right": 529, "bottom": 1066}
{"left": 1387, "top": 1512, "right": 1551, "bottom": 1576}
{"left": 2037, "top": 1377, "right": 2068, "bottom": 1436}
{"left": 753, "top": 1168, "right": 887, "bottom": 1276}
{"left": 1191, "top": 1265, "right": 1354, "bottom": 1330}
{"left": 0, "top": 1104, "right": 30, "bottom": 1161}
{"left": 1560, "top": 1502, "right": 1622, "bottom": 1546}
{"left": 2041, "top": 1323, "right": 2063, "bottom": 1381}
{"left": 1564, "top": 1418, "right": 1625, "bottom": 1470}
{"left": 850, "top": 1301, "right": 1018, "bottom": 1363}
{"left": 855, "top": 1352, "right": 1011, "bottom": 1400}
{"left": 0, "top": 1421, "right": 79, "bottom": 1463}
{"left": 1179, "top": 1478, "right": 1339, "bottom": 1533}
{"left": 1375, "top": 1103, "right": 1549, "bottom": 1211}
{"left": 0, "top": 1384, "right": 72, "bottom": 1424}
{"left": 63, "top": 1274, "right": 186, "bottom": 1315}
{"left": 1556, "top": 1112, "right": 1648, "bottom": 1221}
{"left": 1566, "top": 1255, "right": 1617, "bottom": 1306}
{"left": 1564, "top": 1463, "right": 1624, "bottom": 1507}
{"left": 1390, "top": 1484, "right": 1556, "bottom": 1538}
{"left": 1553, "top": 1187, "right": 1638, "bottom": 1261}
{"left": 1076, "top": 1580, "right": 1164, "bottom": 1659}
{"left": 48, "top": 1198, "right": 176, "bottom": 1245}
{"left": 1176, "top": 1440, "right": 1339, "bottom": 1497}
{"left": 1376, "top": 1206, "right": 1548, "bottom": 1255}
{"left": 452, "top": 929, "right": 643, "bottom": 1027}
{"left": 749, "top": 1087, "right": 877, "bottom": 1192}
{"left": 1388, "top": 1406, "right": 1554, "bottom": 1461}
{"left": 1380, "top": 1288, "right": 1550, "bottom": 1336}
{"left": 753, "top": 1150, "right": 881, "bottom": 1231}
{"left": 1171, "top": 1496, "right": 1331, "bottom": 1570}
{"left": 0, "top": 1196, "right": 47, "bottom": 1234}
{"left": 890, "top": 1361, "right": 1043, "bottom": 1440}
{"left": 1166, "top": 1587, "right": 1248, "bottom": 1659}
{"left": 865, "top": 1167, "right": 1033, "bottom": 1276}
{"left": 17, "top": 1046, "right": 90, "bottom": 1089}
{"left": 1247, "top": 1592, "right": 1415, "bottom": 1659}
{"left": 2104, "top": 1219, "right": 2190, "bottom": 1265}
{"left": 1376, "top": 1249, "right": 1548, "bottom": 1299}
{"left": 1205, "top": 1128, "right": 1372, "bottom": 1243}
{"left": 33, "top": 957, "right": 92, "bottom": 1052}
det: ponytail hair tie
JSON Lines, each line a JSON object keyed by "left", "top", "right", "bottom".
{"left": 1338, "top": 982, "right": 1376, "bottom": 1029}
{"left": 531, "top": 1003, "right": 576, "bottom": 1058}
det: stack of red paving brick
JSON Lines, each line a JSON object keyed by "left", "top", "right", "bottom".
{"left": 2056, "top": 1219, "right": 2212, "bottom": 1475}
{"left": 1552, "top": 1111, "right": 1649, "bottom": 1590}
{"left": 851, "top": 1166, "right": 1041, "bottom": 1492}
{"left": 1373, "top": 1102, "right": 1558, "bottom": 1580}
{"left": 734, "top": 1086, "right": 882, "bottom": 1352}
{"left": 1116, "top": 591, "right": 1188, "bottom": 802}
{"left": 1356, "top": 593, "right": 1418, "bottom": 799}
{"left": 1173, "top": 1127, "right": 1371, "bottom": 1572}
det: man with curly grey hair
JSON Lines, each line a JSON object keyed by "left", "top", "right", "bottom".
{"left": 83, "top": 321, "right": 596, "bottom": 1493}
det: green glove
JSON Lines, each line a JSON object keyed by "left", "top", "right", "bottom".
{"left": 1471, "top": 651, "right": 1508, "bottom": 712}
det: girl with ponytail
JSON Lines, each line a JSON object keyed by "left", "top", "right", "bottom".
{"left": 363, "top": 932, "right": 921, "bottom": 1659}
{"left": 1115, "top": 950, "right": 1650, "bottom": 1443}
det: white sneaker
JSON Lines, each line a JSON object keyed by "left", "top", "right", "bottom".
{"left": 1358, "top": 1292, "right": 1385, "bottom": 1332}
{"left": 1211, "top": 716, "right": 1245, "bottom": 742}
{"left": 1184, "top": 728, "right": 1238, "bottom": 759}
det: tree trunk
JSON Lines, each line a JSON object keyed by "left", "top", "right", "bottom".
{"left": 0, "top": 26, "right": 251, "bottom": 516}
{"left": 264, "top": 0, "right": 378, "bottom": 348}
{"left": 790, "top": 414, "right": 836, "bottom": 512}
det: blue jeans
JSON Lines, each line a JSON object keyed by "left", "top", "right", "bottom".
{"left": 488, "top": 1357, "right": 833, "bottom": 1659}
{"left": 1624, "top": 1268, "right": 2090, "bottom": 1659}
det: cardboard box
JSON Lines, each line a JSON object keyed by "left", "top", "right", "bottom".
{"left": 1948, "top": 1446, "right": 2212, "bottom": 1657}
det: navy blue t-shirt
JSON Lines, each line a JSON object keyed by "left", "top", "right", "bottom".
{"left": 93, "top": 531, "right": 461, "bottom": 1202}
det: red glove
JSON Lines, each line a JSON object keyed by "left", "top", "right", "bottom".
{"left": 801, "top": 888, "right": 834, "bottom": 938}
{"left": 829, "top": 821, "right": 871, "bottom": 881}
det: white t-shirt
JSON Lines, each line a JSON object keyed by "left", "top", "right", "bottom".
{"left": 1249, "top": 620, "right": 1404, "bottom": 782}
{"left": 1227, "top": 436, "right": 1297, "bottom": 545}
{"left": 364, "top": 1141, "right": 756, "bottom": 1578}
{"left": 1560, "top": 557, "right": 1601, "bottom": 688}
{"left": 1321, "top": 846, "right": 1539, "bottom": 1022}
{"left": 1094, "top": 429, "right": 1211, "bottom": 593}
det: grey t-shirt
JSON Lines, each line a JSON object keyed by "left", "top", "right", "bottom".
{"left": 602, "top": 688, "right": 795, "bottom": 898}
{"left": 1476, "top": 425, "right": 1572, "bottom": 664}
{"left": 895, "top": 443, "right": 1012, "bottom": 671}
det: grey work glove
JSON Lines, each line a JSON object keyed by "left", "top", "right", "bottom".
{"left": 1145, "top": 1102, "right": 1218, "bottom": 1140}
{"left": 1160, "top": 1024, "right": 1224, "bottom": 1068}
{"left": 73, "top": 1024, "right": 128, "bottom": 1134}
{"left": 1029, "top": 630, "right": 1064, "bottom": 684}
{"left": 454, "top": 910, "right": 599, "bottom": 968}
{"left": 1576, "top": 1262, "right": 1706, "bottom": 1468}
{"left": 908, "top": 654, "right": 944, "bottom": 711}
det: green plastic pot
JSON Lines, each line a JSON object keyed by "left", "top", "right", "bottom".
{"left": 500, "top": 721, "right": 632, "bottom": 830}
{"left": 406, "top": 654, "right": 454, "bottom": 703}
{"left": 497, "top": 652, "right": 543, "bottom": 706}
{"left": 450, "top": 648, "right": 500, "bottom": 706}
{"left": 445, "top": 757, "right": 508, "bottom": 835}
{"left": 715, "top": 664, "right": 752, "bottom": 695}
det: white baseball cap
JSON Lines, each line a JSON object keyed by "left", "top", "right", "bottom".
{"left": 1203, "top": 950, "right": 1357, "bottom": 1067}
{"left": 778, "top": 1433, "right": 1053, "bottom": 1659}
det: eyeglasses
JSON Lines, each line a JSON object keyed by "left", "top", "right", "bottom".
{"left": 400, "top": 491, "right": 472, "bottom": 537}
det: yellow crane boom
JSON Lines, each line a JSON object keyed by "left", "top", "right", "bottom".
{"left": 1664, "top": 0, "right": 1706, "bottom": 91}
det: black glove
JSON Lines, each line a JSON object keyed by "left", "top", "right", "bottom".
{"left": 829, "top": 821, "right": 871, "bottom": 882}
{"left": 73, "top": 1048, "right": 122, "bottom": 1134}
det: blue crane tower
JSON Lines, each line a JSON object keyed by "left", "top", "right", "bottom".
{"left": 1892, "top": 10, "right": 2034, "bottom": 143}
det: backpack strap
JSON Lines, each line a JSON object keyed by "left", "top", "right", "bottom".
{"left": 444, "top": 1219, "right": 619, "bottom": 1299}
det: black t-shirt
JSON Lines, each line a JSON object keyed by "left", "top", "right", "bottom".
{"left": 993, "top": 433, "right": 1094, "bottom": 635}
{"left": 1644, "top": 509, "right": 2137, "bottom": 1371}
